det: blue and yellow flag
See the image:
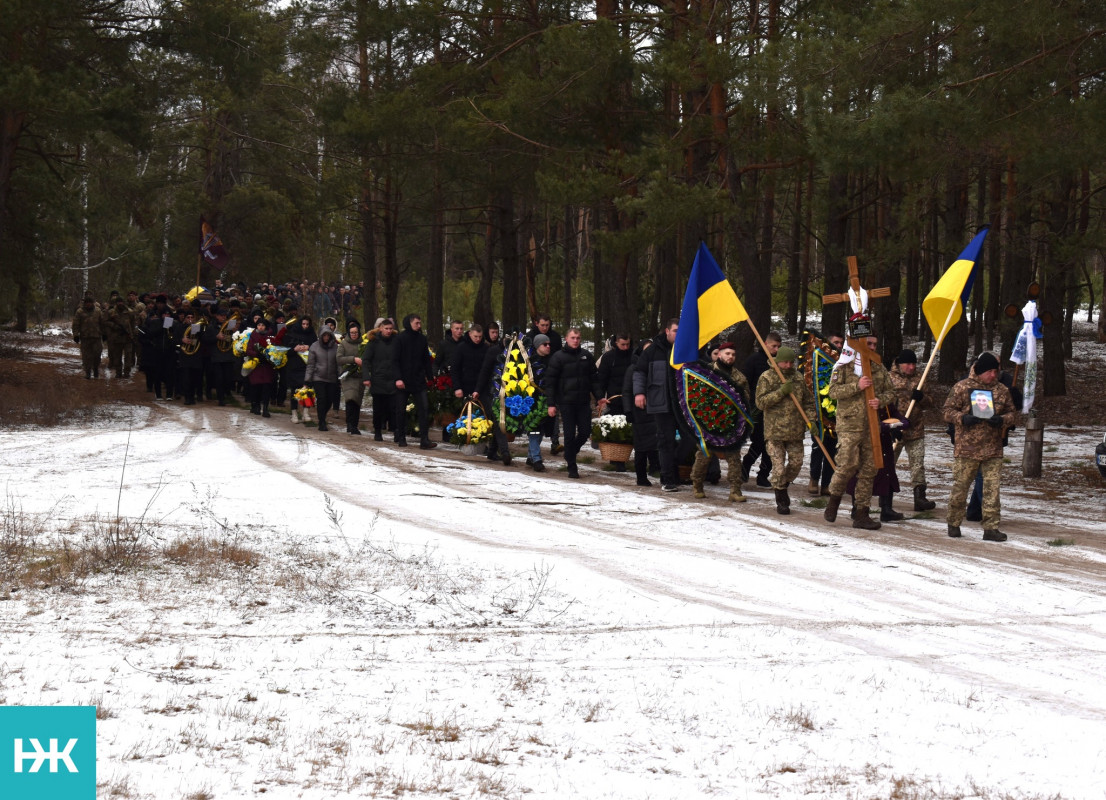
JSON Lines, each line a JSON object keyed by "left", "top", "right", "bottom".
{"left": 922, "top": 227, "right": 989, "bottom": 346}
{"left": 671, "top": 243, "right": 749, "bottom": 367}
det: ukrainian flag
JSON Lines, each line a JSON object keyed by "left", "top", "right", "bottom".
{"left": 922, "top": 227, "right": 989, "bottom": 346}
{"left": 671, "top": 243, "right": 749, "bottom": 368}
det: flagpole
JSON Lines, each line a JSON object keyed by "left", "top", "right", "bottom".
{"left": 747, "top": 318, "right": 836, "bottom": 471}
{"left": 893, "top": 299, "right": 957, "bottom": 462}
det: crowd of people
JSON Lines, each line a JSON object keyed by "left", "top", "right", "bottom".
{"left": 70, "top": 285, "right": 1021, "bottom": 543}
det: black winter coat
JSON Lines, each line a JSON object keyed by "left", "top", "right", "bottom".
{"left": 545, "top": 344, "right": 598, "bottom": 407}
{"left": 394, "top": 327, "right": 433, "bottom": 389}
{"left": 596, "top": 346, "right": 634, "bottom": 400}
{"left": 362, "top": 333, "right": 398, "bottom": 395}
{"left": 526, "top": 326, "right": 563, "bottom": 354}
{"left": 632, "top": 332, "right": 674, "bottom": 414}
{"left": 623, "top": 345, "right": 658, "bottom": 451}
{"left": 435, "top": 335, "right": 462, "bottom": 375}
{"left": 450, "top": 335, "right": 487, "bottom": 396}
{"left": 476, "top": 341, "right": 506, "bottom": 400}
{"left": 281, "top": 324, "right": 316, "bottom": 382}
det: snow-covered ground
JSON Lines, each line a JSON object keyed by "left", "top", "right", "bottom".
{"left": 2, "top": 333, "right": 1105, "bottom": 799}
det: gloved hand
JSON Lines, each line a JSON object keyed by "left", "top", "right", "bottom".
{"left": 987, "top": 415, "right": 1005, "bottom": 428}
{"left": 961, "top": 414, "right": 979, "bottom": 428}
{"left": 910, "top": 388, "right": 924, "bottom": 402}
{"left": 780, "top": 380, "right": 794, "bottom": 396}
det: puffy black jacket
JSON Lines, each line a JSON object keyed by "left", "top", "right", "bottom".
{"left": 623, "top": 344, "right": 658, "bottom": 450}
{"left": 393, "top": 322, "right": 433, "bottom": 389}
{"left": 545, "top": 344, "right": 598, "bottom": 407}
{"left": 476, "top": 341, "right": 506, "bottom": 399}
{"left": 632, "top": 332, "right": 674, "bottom": 414}
{"left": 596, "top": 345, "right": 634, "bottom": 400}
{"left": 450, "top": 335, "right": 487, "bottom": 395}
{"left": 526, "top": 326, "right": 563, "bottom": 354}
{"left": 362, "top": 332, "right": 397, "bottom": 395}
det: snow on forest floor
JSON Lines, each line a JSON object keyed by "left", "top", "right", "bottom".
{"left": 1, "top": 329, "right": 1105, "bottom": 799}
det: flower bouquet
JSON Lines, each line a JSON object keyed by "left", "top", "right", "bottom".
{"left": 446, "top": 408, "right": 494, "bottom": 455}
{"left": 241, "top": 357, "right": 259, "bottom": 377}
{"left": 231, "top": 328, "right": 254, "bottom": 358}
{"left": 591, "top": 414, "right": 634, "bottom": 462}
{"left": 491, "top": 337, "right": 548, "bottom": 436}
{"left": 338, "top": 333, "right": 369, "bottom": 381}
{"left": 292, "top": 385, "right": 316, "bottom": 408}
{"left": 263, "top": 344, "right": 290, "bottom": 370}
{"left": 426, "top": 373, "right": 462, "bottom": 422}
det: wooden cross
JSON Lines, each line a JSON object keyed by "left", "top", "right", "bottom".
{"left": 822, "top": 256, "right": 891, "bottom": 469}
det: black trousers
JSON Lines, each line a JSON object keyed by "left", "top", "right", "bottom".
{"left": 394, "top": 388, "right": 429, "bottom": 442}
{"left": 371, "top": 394, "right": 394, "bottom": 434}
{"left": 179, "top": 365, "right": 203, "bottom": 403}
{"left": 741, "top": 419, "right": 773, "bottom": 480}
{"left": 313, "top": 382, "right": 339, "bottom": 426}
{"left": 653, "top": 411, "right": 679, "bottom": 486}
{"left": 809, "top": 432, "right": 838, "bottom": 487}
{"left": 559, "top": 402, "right": 593, "bottom": 466}
{"left": 208, "top": 361, "right": 236, "bottom": 405}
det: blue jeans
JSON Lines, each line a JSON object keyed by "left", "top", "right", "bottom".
{"left": 528, "top": 432, "right": 543, "bottom": 462}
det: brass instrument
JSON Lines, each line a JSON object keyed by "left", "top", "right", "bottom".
{"left": 217, "top": 310, "right": 241, "bottom": 352}
{"left": 180, "top": 318, "right": 206, "bottom": 356}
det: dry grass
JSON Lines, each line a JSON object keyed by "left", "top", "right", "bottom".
{"left": 0, "top": 336, "right": 116, "bottom": 427}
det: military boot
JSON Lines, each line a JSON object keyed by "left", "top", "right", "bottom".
{"left": 824, "top": 495, "right": 842, "bottom": 522}
{"left": 879, "top": 494, "right": 904, "bottom": 522}
{"left": 807, "top": 479, "right": 820, "bottom": 496}
{"left": 774, "top": 488, "right": 790, "bottom": 515}
{"left": 728, "top": 489, "right": 746, "bottom": 504}
{"left": 947, "top": 524, "right": 962, "bottom": 538}
{"left": 852, "top": 506, "right": 881, "bottom": 530}
{"left": 913, "top": 485, "right": 936, "bottom": 511}
{"left": 692, "top": 478, "right": 706, "bottom": 499}
{"left": 982, "top": 529, "right": 1008, "bottom": 542}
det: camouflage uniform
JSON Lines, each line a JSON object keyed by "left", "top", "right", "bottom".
{"left": 756, "top": 365, "right": 816, "bottom": 491}
{"left": 889, "top": 364, "right": 930, "bottom": 488}
{"left": 826, "top": 360, "right": 896, "bottom": 507}
{"left": 72, "top": 303, "right": 105, "bottom": 378}
{"left": 125, "top": 299, "right": 145, "bottom": 372}
{"left": 943, "top": 371, "right": 1016, "bottom": 529}
{"left": 104, "top": 304, "right": 136, "bottom": 378}
{"left": 691, "top": 360, "right": 751, "bottom": 501}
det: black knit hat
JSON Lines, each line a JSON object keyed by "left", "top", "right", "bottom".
{"left": 346, "top": 319, "right": 361, "bottom": 332}
{"left": 896, "top": 349, "right": 917, "bottom": 365}
{"left": 974, "top": 352, "right": 1000, "bottom": 375}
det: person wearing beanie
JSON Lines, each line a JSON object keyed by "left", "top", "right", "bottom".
{"left": 942, "top": 352, "right": 1017, "bottom": 542}
{"left": 755, "top": 344, "right": 816, "bottom": 514}
{"left": 889, "top": 348, "right": 936, "bottom": 512}
{"left": 823, "top": 333, "right": 897, "bottom": 531}
{"left": 532, "top": 333, "right": 550, "bottom": 348}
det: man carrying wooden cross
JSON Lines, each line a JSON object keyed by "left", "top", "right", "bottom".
{"left": 821, "top": 260, "right": 896, "bottom": 531}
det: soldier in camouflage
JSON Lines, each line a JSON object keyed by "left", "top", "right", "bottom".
{"left": 888, "top": 349, "right": 936, "bottom": 511}
{"left": 72, "top": 295, "right": 105, "bottom": 379}
{"left": 104, "top": 298, "right": 136, "bottom": 379}
{"left": 691, "top": 342, "right": 751, "bottom": 504}
{"left": 823, "top": 335, "right": 896, "bottom": 530}
{"left": 943, "top": 352, "right": 1017, "bottom": 542}
{"left": 756, "top": 346, "right": 816, "bottom": 514}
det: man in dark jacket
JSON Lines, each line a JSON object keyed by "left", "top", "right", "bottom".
{"left": 633, "top": 318, "right": 680, "bottom": 491}
{"left": 527, "top": 314, "right": 563, "bottom": 451}
{"left": 474, "top": 330, "right": 511, "bottom": 465}
{"left": 435, "top": 320, "right": 464, "bottom": 376}
{"left": 362, "top": 318, "right": 397, "bottom": 440}
{"left": 544, "top": 327, "right": 598, "bottom": 479}
{"left": 450, "top": 324, "right": 487, "bottom": 397}
{"left": 392, "top": 314, "right": 437, "bottom": 449}
{"left": 596, "top": 334, "right": 633, "bottom": 416}
{"left": 741, "top": 331, "right": 782, "bottom": 487}
{"left": 596, "top": 334, "right": 634, "bottom": 472}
